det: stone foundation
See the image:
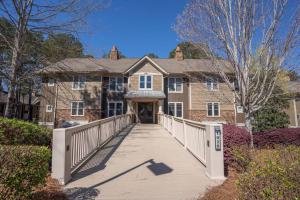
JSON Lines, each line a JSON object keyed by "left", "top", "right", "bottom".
{"left": 55, "top": 109, "right": 101, "bottom": 128}
{"left": 188, "top": 110, "right": 235, "bottom": 124}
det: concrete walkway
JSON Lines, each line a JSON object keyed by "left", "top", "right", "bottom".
{"left": 64, "top": 124, "right": 221, "bottom": 200}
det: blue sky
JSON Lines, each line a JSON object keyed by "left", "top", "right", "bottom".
{"left": 78, "top": 0, "right": 188, "bottom": 58}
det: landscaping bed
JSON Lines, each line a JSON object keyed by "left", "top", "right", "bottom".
{"left": 0, "top": 118, "right": 56, "bottom": 200}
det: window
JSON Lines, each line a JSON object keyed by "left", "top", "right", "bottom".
{"left": 48, "top": 79, "right": 55, "bottom": 86}
{"left": 72, "top": 75, "right": 85, "bottom": 90}
{"left": 46, "top": 105, "right": 53, "bottom": 112}
{"left": 206, "top": 78, "right": 218, "bottom": 91}
{"left": 168, "top": 102, "right": 183, "bottom": 118}
{"left": 109, "top": 77, "right": 123, "bottom": 92}
{"left": 207, "top": 102, "right": 220, "bottom": 117}
{"left": 108, "top": 102, "right": 123, "bottom": 117}
{"left": 139, "top": 75, "right": 152, "bottom": 89}
{"left": 168, "top": 77, "right": 182, "bottom": 92}
{"left": 71, "top": 101, "right": 84, "bottom": 116}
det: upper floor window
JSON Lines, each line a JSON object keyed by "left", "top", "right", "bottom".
{"left": 207, "top": 102, "right": 220, "bottom": 117}
{"left": 48, "top": 79, "right": 55, "bottom": 86}
{"left": 139, "top": 75, "right": 152, "bottom": 90}
{"left": 71, "top": 101, "right": 84, "bottom": 116}
{"left": 72, "top": 75, "right": 85, "bottom": 90}
{"left": 168, "top": 102, "right": 183, "bottom": 118}
{"left": 108, "top": 101, "right": 123, "bottom": 117}
{"left": 206, "top": 78, "right": 218, "bottom": 91}
{"left": 168, "top": 77, "right": 182, "bottom": 92}
{"left": 109, "top": 77, "right": 123, "bottom": 92}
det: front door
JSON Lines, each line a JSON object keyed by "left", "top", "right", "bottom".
{"left": 138, "top": 103, "right": 153, "bottom": 123}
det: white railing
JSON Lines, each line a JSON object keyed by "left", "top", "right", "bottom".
{"left": 159, "top": 114, "right": 207, "bottom": 165}
{"left": 159, "top": 114, "right": 225, "bottom": 180}
{"left": 52, "top": 114, "right": 133, "bottom": 184}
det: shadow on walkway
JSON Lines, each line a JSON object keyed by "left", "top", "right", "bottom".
{"left": 70, "top": 124, "right": 135, "bottom": 182}
{"left": 65, "top": 159, "right": 173, "bottom": 200}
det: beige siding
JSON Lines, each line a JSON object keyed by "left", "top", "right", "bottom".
{"left": 129, "top": 61, "right": 163, "bottom": 91}
{"left": 56, "top": 75, "right": 102, "bottom": 110}
{"left": 189, "top": 75, "right": 235, "bottom": 123}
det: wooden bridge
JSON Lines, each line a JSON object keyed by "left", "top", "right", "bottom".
{"left": 52, "top": 114, "right": 225, "bottom": 200}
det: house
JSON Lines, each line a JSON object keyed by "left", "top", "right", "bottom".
{"left": 286, "top": 81, "right": 300, "bottom": 127}
{"left": 0, "top": 90, "right": 40, "bottom": 121}
{"left": 39, "top": 46, "right": 244, "bottom": 128}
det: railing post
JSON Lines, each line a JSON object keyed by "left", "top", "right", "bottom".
{"left": 183, "top": 120, "right": 187, "bottom": 148}
{"left": 205, "top": 123, "right": 225, "bottom": 180}
{"left": 52, "top": 128, "right": 72, "bottom": 185}
{"left": 171, "top": 116, "right": 175, "bottom": 136}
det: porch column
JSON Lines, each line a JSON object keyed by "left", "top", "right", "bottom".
{"left": 158, "top": 100, "right": 164, "bottom": 114}
{"left": 126, "top": 100, "right": 133, "bottom": 114}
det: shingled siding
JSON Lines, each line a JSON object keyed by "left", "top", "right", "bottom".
{"left": 39, "top": 78, "right": 56, "bottom": 123}
{"left": 51, "top": 74, "right": 102, "bottom": 127}
{"left": 128, "top": 60, "right": 163, "bottom": 91}
{"left": 166, "top": 77, "right": 190, "bottom": 119}
{"left": 189, "top": 75, "right": 236, "bottom": 123}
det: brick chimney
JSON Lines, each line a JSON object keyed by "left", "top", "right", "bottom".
{"left": 109, "top": 45, "right": 119, "bottom": 60}
{"left": 175, "top": 46, "right": 184, "bottom": 61}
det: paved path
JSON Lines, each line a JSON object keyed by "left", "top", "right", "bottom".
{"left": 65, "top": 124, "right": 221, "bottom": 200}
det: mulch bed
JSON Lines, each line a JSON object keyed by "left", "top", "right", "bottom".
{"left": 32, "top": 176, "right": 67, "bottom": 200}
{"left": 199, "top": 168, "right": 238, "bottom": 200}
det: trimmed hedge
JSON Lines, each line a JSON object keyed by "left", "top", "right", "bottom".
{"left": 254, "top": 128, "right": 300, "bottom": 147}
{"left": 0, "top": 145, "right": 51, "bottom": 199}
{"left": 223, "top": 125, "right": 250, "bottom": 167}
{"left": 0, "top": 117, "right": 52, "bottom": 146}
{"left": 223, "top": 125, "right": 300, "bottom": 167}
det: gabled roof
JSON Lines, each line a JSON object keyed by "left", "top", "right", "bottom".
{"left": 41, "top": 57, "right": 233, "bottom": 74}
{"left": 124, "top": 56, "right": 169, "bottom": 75}
{"left": 41, "top": 58, "right": 109, "bottom": 73}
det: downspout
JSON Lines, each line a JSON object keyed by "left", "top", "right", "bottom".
{"left": 53, "top": 81, "right": 58, "bottom": 128}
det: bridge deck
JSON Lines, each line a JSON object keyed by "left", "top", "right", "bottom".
{"left": 64, "top": 124, "right": 220, "bottom": 200}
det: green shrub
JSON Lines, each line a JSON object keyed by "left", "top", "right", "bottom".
{"left": 231, "top": 145, "right": 252, "bottom": 173}
{"left": 0, "top": 145, "right": 51, "bottom": 199}
{"left": 0, "top": 117, "right": 52, "bottom": 146}
{"left": 236, "top": 146, "right": 300, "bottom": 200}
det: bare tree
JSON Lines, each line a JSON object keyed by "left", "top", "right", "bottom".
{"left": 175, "top": 0, "right": 300, "bottom": 147}
{"left": 0, "top": 0, "right": 108, "bottom": 118}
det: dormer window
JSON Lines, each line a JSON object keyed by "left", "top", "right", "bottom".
{"left": 109, "top": 77, "right": 123, "bottom": 92}
{"left": 206, "top": 78, "right": 218, "bottom": 91}
{"left": 139, "top": 75, "right": 152, "bottom": 90}
{"left": 72, "top": 75, "right": 85, "bottom": 90}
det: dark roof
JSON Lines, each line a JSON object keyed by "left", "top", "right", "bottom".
{"left": 125, "top": 91, "right": 166, "bottom": 99}
{"left": 42, "top": 57, "right": 232, "bottom": 74}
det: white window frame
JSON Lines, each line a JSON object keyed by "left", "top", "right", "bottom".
{"left": 48, "top": 79, "right": 55, "bottom": 86}
{"left": 207, "top": 102, "right": 220, "bottom": 117}
{"left": 168, "top": 77, "right": 183, "bottom": 93}
{"left": 46, "top": 105, "right": 53, "bottom": 112}
{"left": 108, "top": 77, "right": 124, "bottom": 92}
{"left": 168, "top": 102, "right": 183, "bottom": 118}
{"left": 72, "top": 75, "right": 86, "bottom": 90}
{"left": 71, "top": 101, "right": 85, "bottom": 116}
{"left": 107, "top": 101, "right": 123, "bottom": 117}
{"left": 206, "top": 78, "right": 219, "bottom": 91}
{"left": 139, "top": 74, "right": 153, "bottom": 90}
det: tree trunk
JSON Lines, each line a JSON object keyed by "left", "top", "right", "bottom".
{"left": 245, "top": 112, "right": 254, "bottom": 148}
{"left": 4, "top": 34, "right": 21, "bottom": 118}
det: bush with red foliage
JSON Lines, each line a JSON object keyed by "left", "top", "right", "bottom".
{"left": 253, "top": 128, "right": 300, "bottom": 147}
{"left": 223, "top": 125, "right": 300, "bottom": 169}
{"left": 223, "top": 125, "right": 250, "bottom": 167}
